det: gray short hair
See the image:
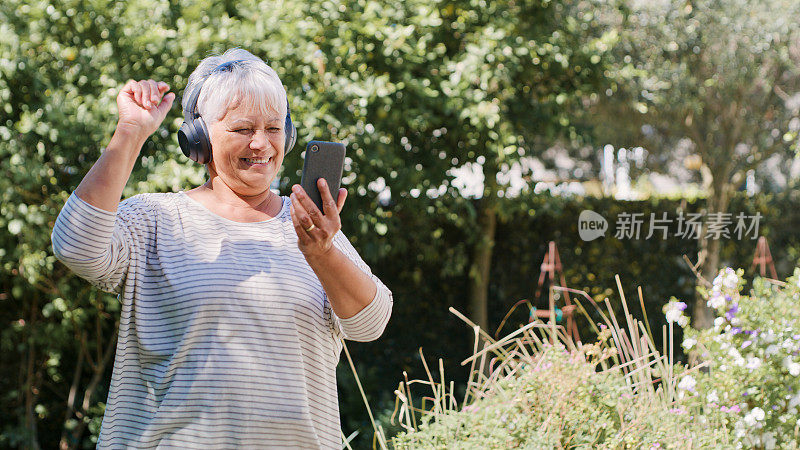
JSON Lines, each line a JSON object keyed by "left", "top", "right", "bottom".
{"left": 182, "top": 48, "right": 288, "bottom": 126}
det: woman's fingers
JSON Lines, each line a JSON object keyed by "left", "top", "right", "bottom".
{"left": 314, "top": 180, "right": 347, "bottom": 217}
{"left": 125, "top": 80, "right": 143, "bottom": 106}
{"left": 140, "top": 81, "right": 153, "bottom": 108}
{"left": 336, "top": 188, "right": 347, "bottom": 214}
{"left": 147, "top": 79, "right": 161, "bottom": 107}
{"left": 291, "top": 185, "right": 325, "bottom": 224}
{"left": 289, "top": 203, "right": 309, "bottom": 237}
{"left": 317, "top": 179, "right": 339, "bottom": 216}
{"left": 290, "top": 194, "right": 311, "bottom": 227}
{"left": 156, "top": 92, "right": 175, "bottom": 115}
{"left": 121, "top": 80, "right": 171, "bottom": 110}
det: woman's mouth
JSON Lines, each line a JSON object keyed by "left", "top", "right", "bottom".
{"left": 241, "top": 157, "right": 272, "bottom": 166}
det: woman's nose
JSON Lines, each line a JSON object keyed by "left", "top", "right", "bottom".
{"left": 250, "top": 130, "right": 269, "bottom": 149}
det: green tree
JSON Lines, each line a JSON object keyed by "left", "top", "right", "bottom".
{"left": 297, "top": 0, "right": 623, "bottom": 331}
{"left": 604, "top": 0, "right": 800, "bottom": 327}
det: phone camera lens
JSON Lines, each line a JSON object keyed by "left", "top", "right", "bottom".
{"left": 311, "top": 145, "right": 319, "bottom": 152}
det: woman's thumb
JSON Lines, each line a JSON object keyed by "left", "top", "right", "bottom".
{"left": 157, "top": 92, "right": 175, "bottom": 116}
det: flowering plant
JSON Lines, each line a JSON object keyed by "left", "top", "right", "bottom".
{"left": 675, "top": 268, "right": 800, "bottom": 448}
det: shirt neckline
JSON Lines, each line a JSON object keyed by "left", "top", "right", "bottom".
{"left": 177, "top": 191, "right": 289, "bottom": 225}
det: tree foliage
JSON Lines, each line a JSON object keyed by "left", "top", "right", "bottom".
{"left": 599, "top": 0, "right": 800, "bottom": 327}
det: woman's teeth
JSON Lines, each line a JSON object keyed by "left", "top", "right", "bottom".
{"left": 243, "top": 157, "right": 271, "bottom": 164}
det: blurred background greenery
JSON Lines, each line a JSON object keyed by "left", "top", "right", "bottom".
{"left": 2, "top": 0, "right": 800, "bottom": 448}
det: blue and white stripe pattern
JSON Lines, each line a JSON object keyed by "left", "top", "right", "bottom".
{"left": 52, "top": 192, "right": 393, "bottom": 449}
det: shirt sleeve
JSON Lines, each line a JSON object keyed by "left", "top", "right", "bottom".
{"left": 327, "top": 231, "right": 393, "bottom": 342}
{"left": 51, "top": 193, "right": 147, "bottom": 294}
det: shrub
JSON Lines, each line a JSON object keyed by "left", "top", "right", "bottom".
{"left": 679, "top": 268, "right": 800, "bottom": 448}
{"left": 388, "top": 292, "right": 731, "bottom": 448}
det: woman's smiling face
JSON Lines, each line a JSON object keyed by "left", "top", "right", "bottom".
{"left": 207, "top": 101, "right": 286, "bottom": 197}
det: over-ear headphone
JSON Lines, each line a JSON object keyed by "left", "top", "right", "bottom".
{"left": 177, "top": 59, "right": 297, "bottom": 164}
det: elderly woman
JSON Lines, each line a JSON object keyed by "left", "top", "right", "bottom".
{"left": 51, "top": 48, "right": 393, "bottom": 449}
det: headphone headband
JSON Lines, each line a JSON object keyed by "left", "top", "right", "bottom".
{"left": 182, "top": 60, "right": 248, "bottom": 123}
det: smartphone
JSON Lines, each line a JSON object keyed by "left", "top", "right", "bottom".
{"left": 300, "top": 141, "right": 346, "bottom": 214}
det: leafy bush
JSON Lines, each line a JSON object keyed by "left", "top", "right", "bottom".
{"left": 392, "top": 344, "right": 728, "bottom": 448}
{"left": 387, "top": 294, "right": 731, "bottom": 448}
{"left": 379, "top": 268, "right": 800, "bottom": 449}
{"left": 678, "top": 269, "right": 800, "bottom": 448}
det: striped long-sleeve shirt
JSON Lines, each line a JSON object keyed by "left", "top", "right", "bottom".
{"left": 51, "top": 191, "right": 393, "bottom": 449}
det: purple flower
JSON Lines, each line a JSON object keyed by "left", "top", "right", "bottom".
{"left": 676, "top": 301, "right": 688, "bottom": 311}
{"left": 725, "top": 295, "right": 732, "bottom": 302}
{"left": 730, "top": 327, "right": 742, "bottom": 335}
{"left": 744, "top": 330, "right": 756, "bottom": 335}
{"left": 742, "top": 340, "right": 753, "bottom": 349}
{"left": 726, "top": 304, "right": 739, "bottom": 320}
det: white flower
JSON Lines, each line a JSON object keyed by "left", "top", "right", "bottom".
{"left": 746, "top": 357, "right": 762, "bottom": 370}
{"left": 723, "top": 271, "right": 739, "bottom": 290}
{"left": 790, "top": 362, "right": 800, "bottom": 377}
{"left": 729, "top": 347, "right": 745, "bottom": 366}
{"left": 712, "top": 271, "right": 725, "bottom": 288}
{"left": 682, "top": 338, "right": 697, "bottom": 350}
{"left": 789, "top": 393, "right": 800, "bottom": 409}
{"left": 744, "top": 407, "right": 766, "bottom": 428}
{"left": 665, "top": 308, "right": 682, "bottom": 324}
{"left": 677, "top": 375, "right": 696, "bottom": 392}
{"left": 708, "top": 289, "right": 726, "bottom": 308}
{"left": 714, "top": 317, "right": 725, "bottom": 330}
{"left": 766, "top": 344, "right": 779, "bottom": 355}
{"left": 707, "top": 390, "right": 719, "bottom": 403}
{"left": 663, "top": 300, "right": 688, "bottom": 325}
{"left": 763, "top": 432, "right": 776, "bottom": 450}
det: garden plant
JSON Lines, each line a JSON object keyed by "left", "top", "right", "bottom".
{"left": 371, "top": 268, "right": 800, "bottom": 449}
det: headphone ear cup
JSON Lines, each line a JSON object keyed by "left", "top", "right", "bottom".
{"left": 177, "top": 118, "right": 212, "bottom": 164}
{"left": 285, "top": 122, "right": 296, "bottom": 155}
{"left": 192, "top": 118, "right": 212, "bottom": 164}
{"left": 178, "top": 122, "right": 195, "bottom": 159}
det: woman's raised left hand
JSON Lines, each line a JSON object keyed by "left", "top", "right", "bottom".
{"left": 290, "top": 179, "right": 347, "bottom": 259}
